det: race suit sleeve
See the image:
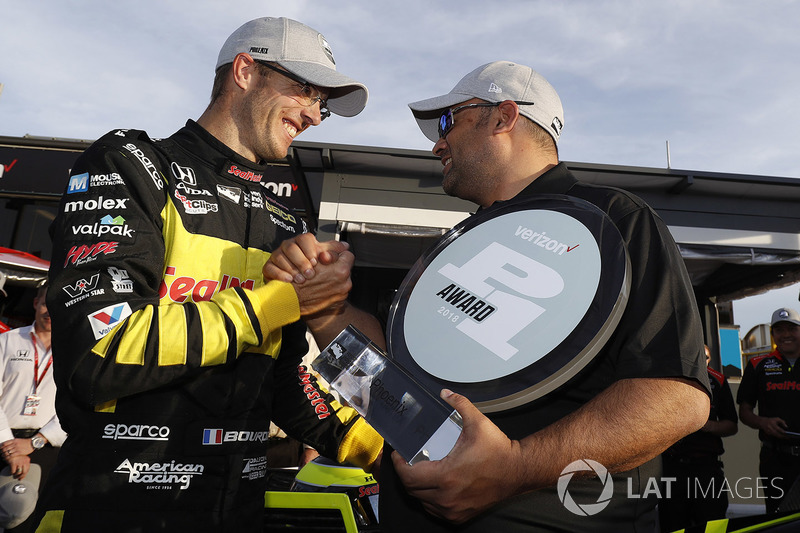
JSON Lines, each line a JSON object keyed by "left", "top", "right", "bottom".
{"left": 270, "top": 321, "right": 383, "bottom": 470}
{"left": 47, "top": 130, "right": 300, "bottom": 407}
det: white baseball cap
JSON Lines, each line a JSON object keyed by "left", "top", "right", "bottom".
{"left": 216, "top": 17, "right": 368, "bottom": 117}
{"left": 0, "top": 464, "right": 41, "bottom": 529}
{"left": 409, "top": 60, "right": 564, "bottom": 144}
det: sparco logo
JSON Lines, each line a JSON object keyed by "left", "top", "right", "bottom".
{"left": 114, "top": 458, "right": 203, "bottom": 490}
{"left": 123, "top": 143, "right": 163, "bottom": 190}
{"left": 103, "top": 423, "right": 170, "bottom": 442}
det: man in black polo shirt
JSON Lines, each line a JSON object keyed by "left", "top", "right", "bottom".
{"left": 738, "top": 307, "right": 800, "bottom": 513}
{"left": 660, "top": 345, "right": 738, "bottom": 531}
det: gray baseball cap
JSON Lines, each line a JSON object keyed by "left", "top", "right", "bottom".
{"left": 216, "top": 17, "right": 368, "bottom": 117}
{"left": 408, "top": 61, "right": 564, "bottom": 144}
{"left": 771, "top": 307, "right": 800, "bottom": 327}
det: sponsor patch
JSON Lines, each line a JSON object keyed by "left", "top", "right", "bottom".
{"left": 88, "top": 302, "right": 133, "bottom": 339}
{"left": 114, "top": 458, "right": 203, "bottom": 490}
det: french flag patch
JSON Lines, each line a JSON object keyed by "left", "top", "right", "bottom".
{"left": 203, "top": 428, "right": 223, "bottom": 445}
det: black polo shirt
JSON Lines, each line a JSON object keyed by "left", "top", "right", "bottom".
{"left": 737, "top": 350, "right": 800, "bottom": 441}
{"left": 380, "top": 163, "right": 709, "bottom": 532}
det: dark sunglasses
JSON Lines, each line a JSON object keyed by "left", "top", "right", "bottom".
{"left": 255, "top": 61, "right": 331, "bottom": 120}
{"left": 438, "top": 101, "right": 535, "bottom": 138}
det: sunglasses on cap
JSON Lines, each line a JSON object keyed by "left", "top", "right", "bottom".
{"left": 255, "top": 60, "right": 331, "bottom": 120}
{"left": 438, "top": 101, "right": 535, "bottom": 139}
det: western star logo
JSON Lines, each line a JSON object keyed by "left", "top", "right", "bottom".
{"left": 87, "top": 302, "right": 132, "bottom": 340}
{"left": 114, "top": 458, "right": 203, "bottom": 490}
{"left": 64, "top": 196, "right": 129, "bottom": 212}
{"left": 63, "top": 273, "right": 105, "bottom": 307}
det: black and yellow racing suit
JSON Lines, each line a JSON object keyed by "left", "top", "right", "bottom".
{"left": 37, "top": 121, "right": 382, "bottom": 532}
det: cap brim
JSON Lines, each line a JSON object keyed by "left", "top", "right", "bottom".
{"left": 408, "top": 92, "right": 476, "bottom": 143}
{"left": 279, "top": 61, "right": 368, "bottom": 117}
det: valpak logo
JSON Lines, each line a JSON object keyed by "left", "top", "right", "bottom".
{"left": 88, "top": 302, "right": 132, "bottom": 339}
{"left": 114, "top": 458, "right": 203, "bottom": 490}
{"left": 71, "top": 215, "right": 136, "bottom": 240}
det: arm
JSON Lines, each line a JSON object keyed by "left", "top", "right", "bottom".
{"left": 48, "top": 132, "right": 302, "bottom": 406}
{"left": 392, "top": 377, "right": 709, "bottom": 523}
{"left": 702, "top": 377, "right": 738, "bottom": 437}
{"left": 739, "top": 401, "right": 788, "bottom": 439}
{"left": 264, "top": 233, "right": 386, "bottom": 349}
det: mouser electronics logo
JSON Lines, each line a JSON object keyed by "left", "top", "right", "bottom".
{"left": 403, "top": 209, "right": 602, "bottom": 383}
{"left": 114, "top": 458, "right": 203, "bottom": 490}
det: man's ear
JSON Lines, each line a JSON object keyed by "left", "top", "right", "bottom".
{"left": 231, "top": 53, "right": 258, "bottom": 91}
{"left": 493, "top": 100, "right": 521, "bottom": 134}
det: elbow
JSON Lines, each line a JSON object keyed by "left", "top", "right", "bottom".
{"left": 687, "top": 387, "right": 712, "bottom": 434}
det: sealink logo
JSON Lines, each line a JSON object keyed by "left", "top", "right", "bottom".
{"left": 557, "top": 459, "right": 613, "bottom": 516}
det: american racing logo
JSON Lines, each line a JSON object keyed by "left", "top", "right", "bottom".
{"left": 63, "top": 273, "right": 104, "bottom": 307}
{"left": 103, "top": 423, "right": 170, "bottom": 442}
{"left": 114, "top": 458, "right": 203, "bottom": 490}
{"left": 67, "top": 172, "right": 125, "bottom": 194}
{"left": 123, "top": 143, "right": 163, "bottom": 190}
{"left": 227, "top": 164, "right": 263, "bottom": 183}
{"left": 298, "top": 365, "right": 332, "bottom": 420}
{"left": 71, "top": 215, "right": 136, "bottom": 240}
{"left": 201, "top": 429, "right": 268, "bottom": 445}
{"left": 64, "top": 241, "right": 119, "bottom": 267}
{"left": 174, "top": 189, "right": 218, "bottom": 215}
{"left": 64, "top": 196, "right": 129, "bottom": 213}
{"left": 159, "top": 266, "right": 255, "bottom": 303}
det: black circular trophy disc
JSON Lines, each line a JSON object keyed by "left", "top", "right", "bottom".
{"left": 386, "top": 194, "right": 631, "bottom": 413}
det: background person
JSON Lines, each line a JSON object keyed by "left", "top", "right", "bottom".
{"left": 738, "top": 307, "right": 800, "bottom": 513}
{"left": 659, "top": 345, "right": 738, "bottom": 532}
{"left": 0, "top": 283, "right": 66, "bottom": 533}
{"left": 265, "top": 60, "right": 711, "bottom": 532}
{"left": 36, "top": 16, "right": 382, "bottom": 533}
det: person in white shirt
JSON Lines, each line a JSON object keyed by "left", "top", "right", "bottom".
{"left": 0, "top": 283, "right": 66, "bottom": 532}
